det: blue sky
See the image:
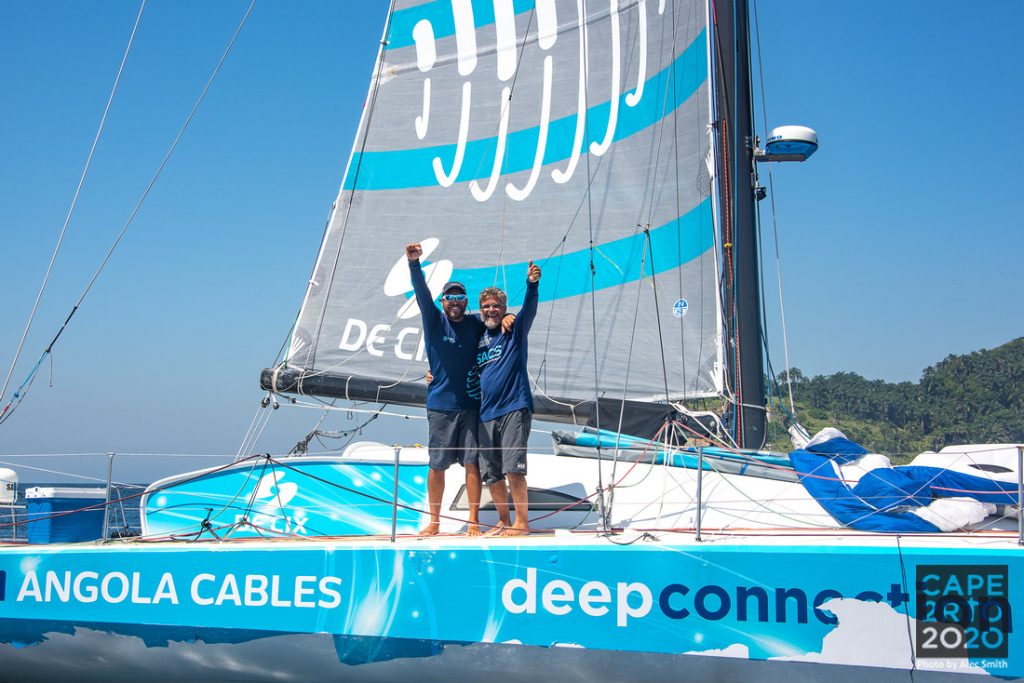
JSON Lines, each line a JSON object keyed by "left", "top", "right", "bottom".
{"left": 0, "top": 1, "right": 1021, "bottom": 479}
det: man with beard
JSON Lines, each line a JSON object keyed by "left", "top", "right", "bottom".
{"left": 476, "top": 261, "right": 541, "bottom": 536}
{"left": 406, "top": 243, "right": 512, "bottom": 536}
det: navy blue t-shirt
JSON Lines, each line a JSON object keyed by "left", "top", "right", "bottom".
{"left": 410, "top": 260, "right": 483, "bottom": 411}
{"left": 478, "top": 280, "right": 538, "bottom": 423}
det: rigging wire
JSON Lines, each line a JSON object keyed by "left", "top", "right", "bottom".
{"left": 672, "top": 417, "right": 1017, "bottom": 534}
{"left": 0, "top": 453, "right": 269, "bottom": 538}
{"left": 607, "top": 231, "right": 657, "bottom": 516}
{"left": 241, "top": 401, "right": 277, "bottom": 458}
{"left": 0, "top": 0, "right": 257, "bottom": 427}
{"left": 289, "top": 402, "right": 335, "bottom": 455}
{"left": 236, "top": 396, "right": 273, "bottom": 459}
{"left": 667, "top": 0, "right": 689, "bottom": 395}
{"left": 224, "top": 456, "right": 274, "bottom": 540}
{"left": 305, "top": 0, "right": 396, "bottom": 371}
{"left": 753, "top": 187, "right": 777, "bottom": 426}
{"left": 494, "top": 7, "right": 537, "bottom": 290}
{"left": 579, "top": 0, "right": 610, "bottom": 533}
{"left": 236, "top": 393, "right": 279, "bottom": 459}
{"left": 0, "top": 458, "right": 136, "bottom": 488}
{"left": 893, "top": 535, "right": 921, "bottom": 675}
{"left": 685, "top": 0, "right": 709, "bottom": 392}
{"left": 0, "top": 0, "right": 147, "bottom": 422}
{"left": 3, "top": 436, "right": 1014, "bottom": 541}
{"left": 752, "top": 0, "right": 797, "bottom": 417}
{"left": 653, "top": 420, "right": 677, "bottom": 529}
{"left": 645, "top": 227, "right": 674, "bottom": 403}
{"left": 601, "top": 5, "right": 689, "bottom": 517}
{"left": 286, "top": 400, "right": 380, "bottom": 455}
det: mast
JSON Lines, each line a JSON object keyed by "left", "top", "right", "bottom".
{"left": 713, "top": 0, "right": 766, "bottom": 448}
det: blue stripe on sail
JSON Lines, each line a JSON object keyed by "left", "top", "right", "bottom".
{"left": 423, "top": 197, "right": 714, "bottom": 306}
{"left": 387, "top": 0, "right": 537, "bottom": 50}
{"left": 346, "top": 28, "right": 708, "bottom": 191}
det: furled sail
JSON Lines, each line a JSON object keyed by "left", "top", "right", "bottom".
{"left": 264, "top": 0, "right": 721, "bottom": 428}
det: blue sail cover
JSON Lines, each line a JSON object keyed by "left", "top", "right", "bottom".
{"left": 790, "top": 437, "right": 1019, "bottom": 532}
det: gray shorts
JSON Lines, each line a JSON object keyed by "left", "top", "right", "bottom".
{"left": 427, "top": 408, "right": 480, "bottom": 471}
{"left": 478, "top": 408, "right": 531, "bottom": 485}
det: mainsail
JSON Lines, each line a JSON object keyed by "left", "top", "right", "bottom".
{"left": 263, "top": 0, "right": 722, "bottom": 429}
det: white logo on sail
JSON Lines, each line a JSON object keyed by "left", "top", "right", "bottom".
{"left": 334, "top": 239, "right": 443, "bottom": 360}
{"left": 383, "top": 237, "right": 452, "bottom": 319}
{"left": 412, "top": 0, "right": 658, "bottom": 202}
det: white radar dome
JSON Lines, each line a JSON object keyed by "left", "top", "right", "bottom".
{"left": 764, "top": 125, "right": 818, "bottom": 161}
{"left": 0, "top": 468, "right": 18, "bottom": 504}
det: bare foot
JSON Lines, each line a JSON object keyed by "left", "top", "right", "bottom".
{"left": 501, "top": 524, "right": 530, "bottom": 537}
{"left": 466, "top": 523, "right": 482, "bottom": 536}
{"left": 419, "top": 522, "right": 440, "bottom": 536}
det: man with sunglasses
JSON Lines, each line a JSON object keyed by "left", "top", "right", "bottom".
{"left": 405, "top": 242, "right": 488, "bottom": 536}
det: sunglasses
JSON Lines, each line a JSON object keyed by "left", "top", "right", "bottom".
{"left": 442, "top": 293, "right": 467, "bottom": 302}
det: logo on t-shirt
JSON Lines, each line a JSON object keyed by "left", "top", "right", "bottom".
{"left": 477, "top": 343, "right": 503, "bottom": 366}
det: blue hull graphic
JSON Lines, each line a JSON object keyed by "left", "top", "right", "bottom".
{"left": 0, "top": 538, "right": 1019, "bottom": 680}
{"left": 142, "top": 457, "right": 431, "bottom": 539}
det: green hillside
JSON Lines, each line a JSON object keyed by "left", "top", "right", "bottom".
{"left": 764, "top": 337, "right": 1024, "bottom": 459}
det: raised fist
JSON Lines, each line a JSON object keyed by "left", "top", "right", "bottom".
{"left": 406, "top": 243, "right": 423, "bottom": 261}
{"left": 527, "top": 260, "right": 541, "bottom": 283}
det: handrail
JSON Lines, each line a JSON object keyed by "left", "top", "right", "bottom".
{"left": 391, "top": 446, "right": 401, "bottom": 543}
{"left": 695, "top": 446, "right": 704, "bottom": 542}
{"left": 1017, "top": 445, "right": 1022, "bottom": 547}
{"left": 102, "top": 452, "right": 114, "bottom": 542}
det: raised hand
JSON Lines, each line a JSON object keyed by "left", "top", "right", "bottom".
{"left": 527, "top": 260, "right": 541, "bottom": 283}
{"left": 406, "top": 243, "right": 423, "bottom": 261}
{"left": 502, "top": 313, "right": 516, "bottom": 333}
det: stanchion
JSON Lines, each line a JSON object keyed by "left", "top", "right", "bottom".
{"left": 392, "top": 446, "right": 401, "bottom": 543}
{"left": 102, "top": 452, "right": 114, "bottom": 542}
{"left": 1017, "top": 445, "right": 1022, "bottom": 547}
{"left": 695, "top": 447, "right": 704, "bottom": 542}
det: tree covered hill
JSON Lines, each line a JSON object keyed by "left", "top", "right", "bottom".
{"left": 768, "top": 337, "right": 1024, "bottom": 457}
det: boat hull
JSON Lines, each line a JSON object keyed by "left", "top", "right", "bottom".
{"left": 0, "top": 534, "right": 1019, "bottom": 681}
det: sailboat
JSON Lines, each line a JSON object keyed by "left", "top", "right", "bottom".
{"left": 0, "top": 1, "right": 1020, "bottom": 681}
